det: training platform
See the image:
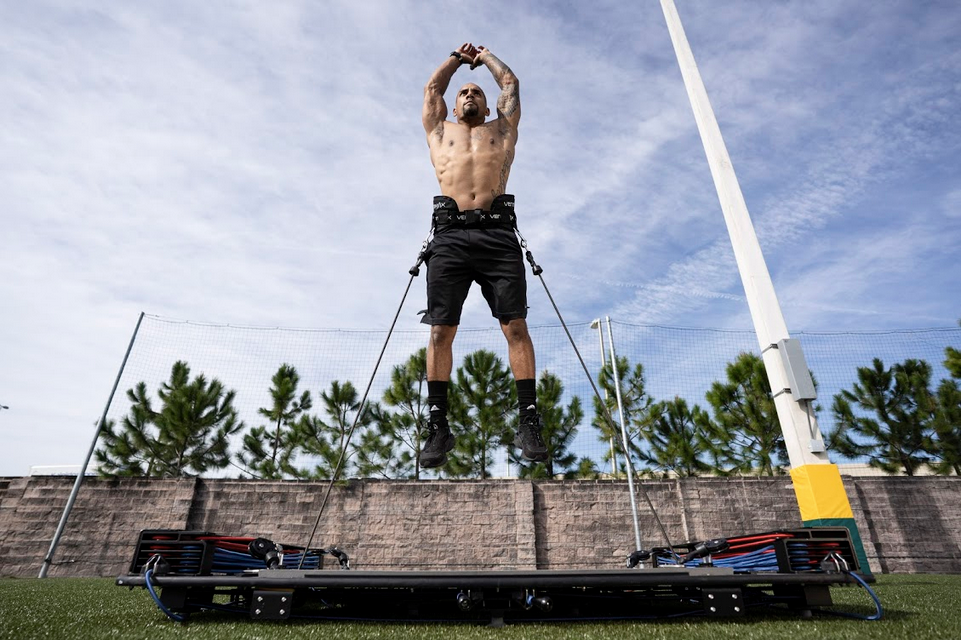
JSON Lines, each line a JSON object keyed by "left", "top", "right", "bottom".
{"left": 116, "top": 527, "right": 875, "bottom": 624}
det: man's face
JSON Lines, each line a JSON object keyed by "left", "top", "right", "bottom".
{"left": 455, "top": 84, "right": 489, "bottom": 120}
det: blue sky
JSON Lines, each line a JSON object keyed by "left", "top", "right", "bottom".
{"left": 1, "top": 1, "right": 959, "bottom": 476}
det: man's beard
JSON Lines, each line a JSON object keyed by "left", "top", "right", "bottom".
{"left": 462, "top": 103, "right": 479, "bottom": 117}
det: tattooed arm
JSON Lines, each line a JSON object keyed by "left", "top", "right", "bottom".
{"left": 423, "top": 43, "right": 478, "bottom": 141}
{"left": 473, "top": 47, "right": 520, "bottom": 131}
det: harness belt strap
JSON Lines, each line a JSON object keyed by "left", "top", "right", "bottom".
{"left": 433, "top": 210, "right": 517, "bottom": 228}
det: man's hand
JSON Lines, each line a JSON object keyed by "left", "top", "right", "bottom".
{"left": 453, "top": 42, "right": 479, "bottom": 66}
{"left": 470, "top": 46, "right": 489, "bottom": 70}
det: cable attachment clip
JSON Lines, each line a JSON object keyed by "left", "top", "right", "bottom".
{"left": 141, "top": 553, "right": 171, "bottom": 576}
{"left": 409, "top": 231, "right": 433, "bottom": 276}
{"left": 325, "top": 546, "right": 351, "bottom": 570}
{"left": 627, "top": 549, "right": 652, "bottom": 569}
{"left": 820, "top": 551, "right": 850, "bottom": 574}
{"left": 680, "top": 538, "right": 729, "bottom": 566}
{"left": 248, "top": 538, "right": 284, "bottom": 569}
{"left": 514, "top": 227, "right": 543, "bottom": 275}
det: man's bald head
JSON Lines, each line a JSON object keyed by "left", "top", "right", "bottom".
{"left": 453, "top": 83, "right": 489, "bottom": 123}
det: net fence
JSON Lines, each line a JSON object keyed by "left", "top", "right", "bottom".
{"left": 100, "top": 314, "right": 961, "bottom": 478}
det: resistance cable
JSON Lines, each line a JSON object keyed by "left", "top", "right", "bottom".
{"left": 514, "top": 225, "right": 679, "bottom": 559}
{"left": 297, "top": 230, "right": 432, "bottom": 568}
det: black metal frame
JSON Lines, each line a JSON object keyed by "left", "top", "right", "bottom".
{"left": 118, "top": 525, "right": 871, "bottom": 624}
{"left": 116, "top": 566, "right": 863, "bottom": 623}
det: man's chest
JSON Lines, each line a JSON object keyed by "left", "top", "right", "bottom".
{"left": 442, "top": 123, "right": 514, "bottom": 156}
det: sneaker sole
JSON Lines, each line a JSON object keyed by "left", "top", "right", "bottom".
{"left": 419, "top": 437, "right": 455, "bottom": 469}
{"left": 519, "top": 452, "right": 549, "bottom": 463}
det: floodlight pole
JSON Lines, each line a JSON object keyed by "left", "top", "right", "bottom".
{"left": 659, "top": 0, "right": 872, "bottom": 573}
{"left": 39, "top": 311, "right": 145, "bottom": 578}
{"left": 590, "top": 318, "right": 618, "bottom": 476}
{"left": 606, "top": 317, "right": 643, "bottom": 553}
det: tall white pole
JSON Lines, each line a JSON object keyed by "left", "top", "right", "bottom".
{"left": 591, "top": 319, "right": 619, "bottom": 476}
{"left": 659, "top": 0, "right": 828, "bottom": 469}
{"left": 606, "top": 317, "right": 643, "bottom": 552}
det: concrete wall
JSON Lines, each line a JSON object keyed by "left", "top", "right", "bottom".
{"left": 1, "top": 476, "right": 959, "bottom": 577}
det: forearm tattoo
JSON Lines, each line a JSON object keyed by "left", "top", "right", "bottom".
{"left": 484, "top": 52, "right": 510, "bottom": 78}
{"left": 484, "top": 53, "right": 520, "bottom": 118}
{"left": 498, "top": 86, "right": 520, "bottom": 118}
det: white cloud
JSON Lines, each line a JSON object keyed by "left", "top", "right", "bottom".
{"left": 2, "top": 1, "right": 960, "bottom": 475}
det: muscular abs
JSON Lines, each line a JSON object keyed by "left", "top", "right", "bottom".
{"left": 429, "top": 121, "right": 515, "bottom": 211}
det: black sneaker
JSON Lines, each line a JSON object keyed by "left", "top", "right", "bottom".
{"left": 515, "top": 413, "right": 548, "bottom": 462}
{"left": 419, "top": 417, "right": 455, "bottom": 468}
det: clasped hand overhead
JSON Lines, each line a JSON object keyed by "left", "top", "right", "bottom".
{"left": 453, "top": 42, "right": 490, "bottom": 70}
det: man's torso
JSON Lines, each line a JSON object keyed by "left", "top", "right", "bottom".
{"left": 428, "top": 119, "right": 517, "bottom": 211}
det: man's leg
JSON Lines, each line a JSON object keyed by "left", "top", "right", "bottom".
{"left": 501, "top": 318, "right": 548, "bottom": 462}
{"left": 427, "top": 324, "right": 458, "bottom": 381}
{"left": 500, "top": 318, "right": 535, "bottom": 380}
{"left": 421, "top": 324, "right": 458, "bottom": 469}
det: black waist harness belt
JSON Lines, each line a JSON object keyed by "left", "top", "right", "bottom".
{"left": 432, "top": 194, "right": 517, "bottom": 229}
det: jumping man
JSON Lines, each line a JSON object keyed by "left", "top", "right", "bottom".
{"left": 418, "top": 43, "right": 548, "bottom": 469}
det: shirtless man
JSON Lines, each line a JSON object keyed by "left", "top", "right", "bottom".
{"left": 418, "top": 43, "right": 548, "bottom": 469}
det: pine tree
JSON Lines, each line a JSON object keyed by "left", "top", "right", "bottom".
{"left": 295, "top": 380, "right": 376, "bottom": 479}
{"left": 446, "top": 350, "right": 515, "bottom": 479}
{"left": 946, "top": 347, "right": 961, "bottom": 379}
{"left": 574, "top": 457, "right": 601, "bottom": 479}
{"left": 639, "top": 396, "right": 713, "bottom": 478}
{"left": 512, "top": 371, "right": 583, "bottom": 479}
{"left": 353, "top": 404, "right": 416, "bottom": 479}
{"left": 377, "top": 349, "right": 429, "bottom": 479}
{"left": 945, "top": 319, "right": 961, "bottom": 378}
{"left": 930, "top": 378, "right": 961, "bottom": 475}
{"left": 930, "top": 332, "right": 961, "bottom": 475}
{"left": 701, "top": 352, "right": 788, "bottom": 475}
{"left": 95, "top": 361, "right": 243, "bottom": 477}
{"left": 237, "top": 364, "right": 311, "bottom": 479}
{"left": 829, "top": 358, "right": 935, "bottom": 475}
{"left": 591, "top": 357, "right": 653, "bottom": 475}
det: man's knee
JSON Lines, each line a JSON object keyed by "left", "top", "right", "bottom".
{"left": 430, "top": 324, "right": 457, "bottom": 348}
{"left": 501, "top": 318, "right": 531, "bottom": 345}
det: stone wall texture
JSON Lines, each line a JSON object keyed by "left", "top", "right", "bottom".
{"left": 1, "top": 475, "right": 959, "bottom": 577}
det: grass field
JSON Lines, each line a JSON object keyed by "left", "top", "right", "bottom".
{"left": 2, "top": 574, "right": 960, "bottom": 640}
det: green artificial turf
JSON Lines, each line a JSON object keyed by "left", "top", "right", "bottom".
{"left": 1, "top": 574, "right": 959, "bottom": 640}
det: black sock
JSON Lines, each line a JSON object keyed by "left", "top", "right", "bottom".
{"left": 516, "top": 378, "right": 537, "bottom": 417}
{"left": 427, "top": 380, "right": 449, "bottom": 424}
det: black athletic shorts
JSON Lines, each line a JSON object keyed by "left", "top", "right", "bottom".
{"left": 423, "top": 195, "right": 528, "bottom": 326}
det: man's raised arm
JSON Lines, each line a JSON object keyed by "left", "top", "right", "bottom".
{"left": 423, "top": 43, "right": 477, "bottom": 140}
{"left": 472, "top": 47, "right": 520, "bottom": 130}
